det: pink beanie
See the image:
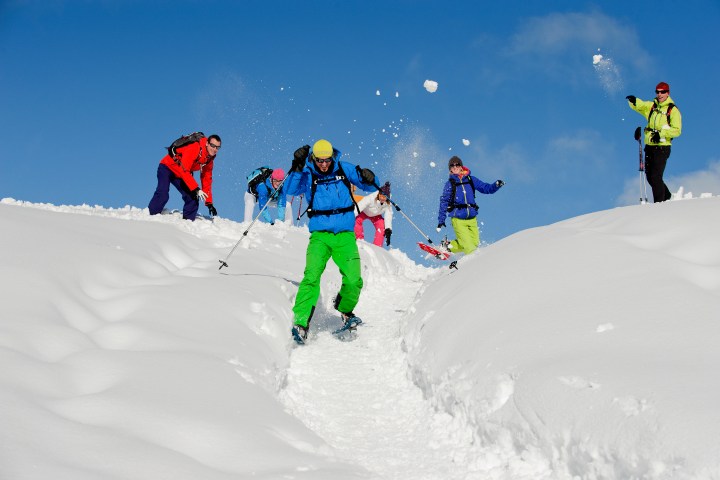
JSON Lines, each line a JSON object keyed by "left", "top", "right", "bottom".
{"left": 271, "top": 168, "right": 285, "bottom": 180}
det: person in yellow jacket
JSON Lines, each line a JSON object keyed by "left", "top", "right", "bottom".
{"left": 626, "top": 82, "right": 682, "bottom": 202}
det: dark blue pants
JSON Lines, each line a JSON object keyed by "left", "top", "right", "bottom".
{"left": 148, "top": 164, "right": 199, "bottom": 220}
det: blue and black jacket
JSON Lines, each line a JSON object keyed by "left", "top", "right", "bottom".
{"left": 284, "top": 148, "right": 377, "bottom": 234}
{"left": 438, "top": 167, "right": 499, "bottom": 225}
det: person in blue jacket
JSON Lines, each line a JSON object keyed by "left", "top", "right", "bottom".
{"left": 257, "top": 168, "right": 288, "bottom": 225}
{"left": 284, "top": 139, "right": 378, "bottom": 343}
{"left": 437, "top": 156, "right": 504, "bottom": 255}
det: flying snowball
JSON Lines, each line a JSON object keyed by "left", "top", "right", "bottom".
{"left": 376, "top": 90, "right": 381, "bottom": 96}
{"left": 423, "top": 80, "right": 438, "bottom": 93}
{"left": 593, "top": 51, "right": 623, "bottom": 94}
{"left": 430, "top": 161, "right": 437, "bottom": 168}
{"left": 462, "top": 139, "right": 470, "bottom": 146}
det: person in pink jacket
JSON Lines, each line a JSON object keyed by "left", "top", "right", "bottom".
{"left": 354, "top": 182, "right": 394, "bottom": 247}
{"left": 148, "top": 134, "right": 221, "bottom": 220}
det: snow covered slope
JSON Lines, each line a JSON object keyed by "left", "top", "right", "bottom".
{"left": 1, "top": 197, "right": 718, "bottom": 479}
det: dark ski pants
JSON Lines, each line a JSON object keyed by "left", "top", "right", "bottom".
{"left": 644, "top": 145, "right": 672, "bottom": 203}
{"left": 148, "top": 164, "right": 199, "bottom": 220}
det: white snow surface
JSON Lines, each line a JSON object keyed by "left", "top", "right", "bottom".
{"left": 1, "top": 197, "right": 719, "bottom": 480}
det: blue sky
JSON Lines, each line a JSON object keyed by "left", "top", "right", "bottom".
{"left": 2, "top": 0, "right": 719, "bottom": 260}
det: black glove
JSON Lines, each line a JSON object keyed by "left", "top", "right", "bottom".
{"left": 270, "top": 221, "right": 275, "bottom": 226}
{"left": 495, "top": 180, "right": 505, "bottom": 188}
{"left": 294, "top": 145, "right": 310, "bottom": 161}
{"left": 359, "top": 168, "right": 375, "bottom": 185}
{"left": 384, "top": 228, "right": 392, "bottom": 246}
{"left": 626, "top": 95, "right": 636, "bottom": 106}
{"left": 650, "top": 130, "right": 661, "bottom": 143}
{"left": 436, "top": 222, "right": 445, "bottom": 232}
{"left": 290, "top": 145, "right": 310, "bottom": 172}
{"left": 207, "top": 204, "right": 218, "bottom": 216}
{"left": 290, "top": 159, "right": 304, "bottom": 173}
{"left": 290, "top": 157, "right": 306, "bottom": 173}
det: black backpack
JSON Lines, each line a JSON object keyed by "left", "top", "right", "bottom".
{"left": 246, "top": 166, "right": 273, "bottom": 199}
{"left": 167, "top": 132, "right": 205, "bottom": 158}
{"left": 302, "top": 163, "right": 360, "bottom": 218}
{"left": 447, "top": 177, "right": 478, "bottom": 212}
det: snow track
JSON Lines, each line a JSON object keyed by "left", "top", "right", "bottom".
{"left": 279, "top": 245, "right": 487, "bottom": 479}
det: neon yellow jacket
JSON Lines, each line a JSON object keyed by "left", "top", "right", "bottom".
{"left": 629, "top": 96, "right": 682, "bottom": 146}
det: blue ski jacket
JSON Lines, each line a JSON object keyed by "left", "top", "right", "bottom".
{"left": 284, "top": 148, "right": 377, "bottom": 234}
{"left": 256, "top": 177, "right": 287, "bottom": 223}
{"left": 438, "top": 167, "right": 499, "bottom": 224}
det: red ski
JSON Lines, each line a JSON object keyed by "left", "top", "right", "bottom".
{"left": 417, "top": 242, "right": 451, "bottom": 260}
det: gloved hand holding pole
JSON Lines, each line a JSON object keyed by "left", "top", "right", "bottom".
{"left": 219, "top": 172, "right": 291, "bottom": 270}
{"left": 371, "top": 181, "right": 435, "bottom": 245}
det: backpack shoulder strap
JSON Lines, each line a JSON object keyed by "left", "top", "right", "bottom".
{"left": 648, "top": 102, "right": 675, "bottom": 126}
{"left": 448, "top": 176, "right": 474, "bottom": 208}
{"left": 302, "top": 163, "right": 359, "bottom": 218}
{"left": 447, "top": 176, "right": 478, "bottom": 212}
{"left": 666, "top": 103, "right": 675, "bottom": 126}
{"left": 647, "top": 102, "right": 658, "bottom": 123}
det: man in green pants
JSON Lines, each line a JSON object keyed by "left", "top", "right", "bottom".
{"left": 284, "top": 139, "right": 379, "bottom": 343}
{"left": 437, "top": 156, "right": 504, "bottom": 255}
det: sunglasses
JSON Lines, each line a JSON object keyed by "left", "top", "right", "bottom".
{"left": 449, "top": 163, "right": 462, "bottom": 168}
{"left": 655, "top": 90, "right": 668, "bottom": 94}
{"left": 312, "top": 155, "right": 333, "bottom": 164}
{"left": 208, "top": 143, "right": 221, "bottom": 149}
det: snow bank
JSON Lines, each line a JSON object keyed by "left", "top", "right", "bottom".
{"left": 403, "top": 198, "right": 720, "bottom": 479}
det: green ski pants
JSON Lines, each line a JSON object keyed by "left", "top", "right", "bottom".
{"left": 450, "top": 217, "right": 480, "bottom": 254}
{"left": 292, "top": 231, "right": 363, "bottom": 327}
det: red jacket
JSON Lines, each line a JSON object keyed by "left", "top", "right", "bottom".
{"left": 159, "top": 137, "right": 215, "bottom": 204}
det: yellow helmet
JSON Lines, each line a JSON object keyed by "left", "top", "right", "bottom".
{"left": 312, "top": 139, "right": 333, "bottom": 159}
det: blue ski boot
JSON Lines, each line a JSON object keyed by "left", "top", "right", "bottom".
{"left": 291, "top": 324, "right": 308, "bottom": 345}
{"left": 332, "top": 312, "right": 362, "bottom": 335}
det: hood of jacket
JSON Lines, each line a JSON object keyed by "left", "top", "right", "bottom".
{"left": 449, "top": 166, "right": 471, "bottom": 181}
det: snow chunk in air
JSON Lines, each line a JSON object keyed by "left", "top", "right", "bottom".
{"left": 423, "top": 80, "right": 438, "bottom": 93}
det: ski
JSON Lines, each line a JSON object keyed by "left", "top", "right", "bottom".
{"left": 417, "top": 242, "right": 451, "bottom": 260}
{"left": 332, "top": 316, "right": 363, "bottom": 335}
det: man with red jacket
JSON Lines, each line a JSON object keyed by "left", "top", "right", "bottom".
{"left": 148, "top": 134, "right": 221, "bottom": 220}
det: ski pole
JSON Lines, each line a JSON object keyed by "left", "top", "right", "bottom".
{"left": 295, "top": 194, "right": 304, "bottom": 226}
{"left": 634, "top": 127, "right": 647, "bottom": 204}
{"left": 218, "top": 173, "right": 291, "bottom": 270}
{"left": 372, "top": 181, "right": 435, "bottom": 244}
